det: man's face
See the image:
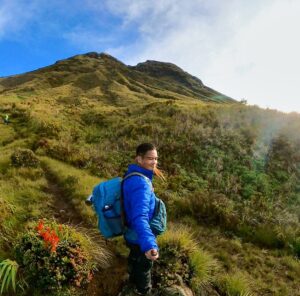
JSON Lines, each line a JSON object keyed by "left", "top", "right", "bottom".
{"left": 137, "top": 149, "right": 158, "bottom": 171}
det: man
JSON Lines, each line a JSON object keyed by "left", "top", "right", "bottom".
{"left": 122, "top": 143, "right": 163, "bottom": 295}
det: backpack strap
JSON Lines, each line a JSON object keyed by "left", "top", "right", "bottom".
{"left": 123, "top": 172, "right": 150, "bottom": 182}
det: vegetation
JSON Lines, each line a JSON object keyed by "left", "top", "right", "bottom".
{"left": 0, "top": 52, "right": 300, "bottom": 295}
{"left": 154, "top": 224, "right": 219, "bottom": 293}
{"left": 0, "top": 259, "right": 18, "bottom": 294}
{"left": 14, "top": 220, "right": 107, "bottom": 293}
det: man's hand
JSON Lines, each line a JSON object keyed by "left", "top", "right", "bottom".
{"left": 145, "top": 249, "right": 159, "bottom": 261}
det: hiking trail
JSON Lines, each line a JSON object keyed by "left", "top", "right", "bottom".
{"left": 42, "top": 165, "right": 127, "bottom": 296}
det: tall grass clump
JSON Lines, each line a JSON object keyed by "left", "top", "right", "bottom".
{"left": 218, "top": 272, "right": 253, "bottom": 296}
{"left": 154, "top": 224, "right": 219, "bottom": 293}
{"left": 189, "top": 249, "right": 219, "bottom": 292}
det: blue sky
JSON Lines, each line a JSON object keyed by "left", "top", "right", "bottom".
{"left": 1, "top": 0, "right": 300, "bottom": 113}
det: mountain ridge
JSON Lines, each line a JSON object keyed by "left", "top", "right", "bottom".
{"left": 0, "top": 52, "right": 236, "bottom": 104}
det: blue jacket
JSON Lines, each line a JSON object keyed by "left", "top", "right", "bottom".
{"left": 123, "top": 164, "right": 158, "bottom": 252}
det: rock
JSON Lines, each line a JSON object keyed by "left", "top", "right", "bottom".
{"left": 160, "top": 284, "right": 194, "bottom": 296}
{"left": 195, "top": 285, "right": 221, "bottom": 296}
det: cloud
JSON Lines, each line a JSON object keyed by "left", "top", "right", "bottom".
{"left": 102, "top": 1, "right": 259, "bottom": 60}
{"left": 102, "top": 0, "right": 300, "bottom": 113}
{"left": 202, "top": 0, "right": 300, "bottom": 112}
{"left": 0, "top": 0, "right": 97, "bottom": 40}
{"left": 0, "top": 0, "right": 39, "bottom": 38}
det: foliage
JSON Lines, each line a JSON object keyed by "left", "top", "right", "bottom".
{"left": 0, "top": 259, "right": 19, "bottom": 294}
{"left": 291, "top": 237, "right": 300, "bottom": 258}
{"left": 11, "top": 148, "right": 40, "bottom": 168}
{"left": 14, "top": 220, "right": 97, "bottom": 291}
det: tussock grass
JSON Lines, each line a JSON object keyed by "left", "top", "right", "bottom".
{"left": 218, "top": 271, "right": 253, "bottom": 296}
{"left": 158, "top": 224, "right": 198, "bottom": 253}
{"left": 189, "top": 249, "right": 219, "bottom": 290}
{"left": 72, "top": 227, "right": 112, "bottom": 267}
{"left": 156, "top": 224, "right": 220, "bottom": 292}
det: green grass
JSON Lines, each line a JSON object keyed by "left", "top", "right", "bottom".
{"left": 40, "top": 157, "right": 101, "bottom": 224}
{"left": 194, "top": 224, "right": 300, "bottom": 295}
{"left": 219, "top": 271, "right": 253, "bottom": 296}
{"left": 0, "top": 124, "right": 16, "bottom": 146}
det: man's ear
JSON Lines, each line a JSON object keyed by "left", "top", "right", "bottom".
{"left": 136, "top": 155, "right": 142, "bottom": 165}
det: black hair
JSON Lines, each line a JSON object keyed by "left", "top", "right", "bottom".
{"left": 136, "top": 143, "right": 156, "bottom": 157}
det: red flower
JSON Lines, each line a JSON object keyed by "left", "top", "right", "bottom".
{"left": 36, "top": 221, "right": 60, "bottom": 252}
{"left": 36, "top": 220, "right": 44, "bottom": 231}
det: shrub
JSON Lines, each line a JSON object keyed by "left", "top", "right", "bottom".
{"left": 14, "top": 220, "right": 103, "bottom": 292}
{"left": 31, "top": 118, "right": 61, "bottom": 138}
{"left": 174, "top": 191, "right": 239, "bottom": 231}
{"left": 11, "top": 149, "right": 40, "bottom": 168}
{"left": 251, "top": 226, "right": 284, "bottom": 248}
{"left": 44, "top": 141, "right": 73, "bottom": 162}
{"left": 291, "top": 237, "right": 300, "bottom": 258}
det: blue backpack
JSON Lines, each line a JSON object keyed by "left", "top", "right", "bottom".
{"left": 87, "top": 173, "right": 167, "bottom": 239}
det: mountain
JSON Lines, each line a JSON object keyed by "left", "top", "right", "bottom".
{"left": 0, "top": 52, "right": 235, "bottom": 104}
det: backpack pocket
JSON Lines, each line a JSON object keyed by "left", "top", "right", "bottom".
{"left": 103, "top": 204, "right": 120, "bottom": 218}
{"left": 150, "top": 198, "right": 167, "bottom": 235}
{"left": 102, "top": 203, "right": 123, "bottom": 236}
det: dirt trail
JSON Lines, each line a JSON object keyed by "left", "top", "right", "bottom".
{"left": 42, "top": 166, "right": 128, "bottom": 296}
{"left": 45, "top": 180, "right": 84, "bottom": 225}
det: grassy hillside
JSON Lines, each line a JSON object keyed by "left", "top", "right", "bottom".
{"left": 0, "top": 53, "right": 299, "bottom": 296}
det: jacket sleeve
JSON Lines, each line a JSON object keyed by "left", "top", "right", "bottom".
{"left": 126, "top": 177, "right": 158, "bottom": 252}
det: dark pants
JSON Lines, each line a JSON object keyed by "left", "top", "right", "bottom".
{"left": 127, "top": 243, "right": 153, "bottom": 294}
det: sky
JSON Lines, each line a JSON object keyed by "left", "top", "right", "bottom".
{"left": 0, "top": 0, "right": 300, "bottom": 113}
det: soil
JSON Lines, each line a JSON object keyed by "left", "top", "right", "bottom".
{"left": 87, "top": 249, "right": 128, "bottom": 296}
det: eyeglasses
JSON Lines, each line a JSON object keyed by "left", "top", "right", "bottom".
{"left": 144, "top": 157, "right": 158, "bottom": 161}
